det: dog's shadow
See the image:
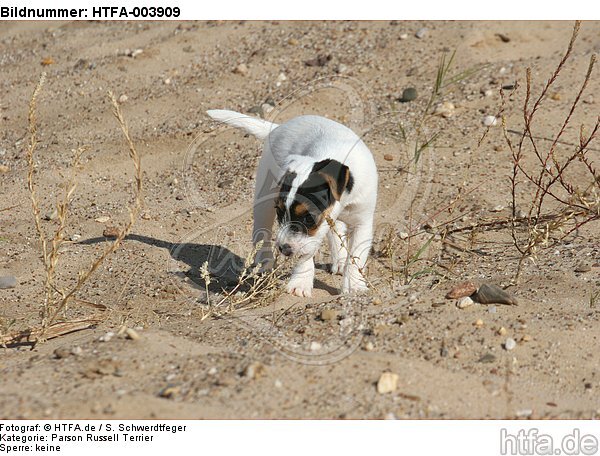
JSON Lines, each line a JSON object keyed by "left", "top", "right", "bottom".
{"left": 79, "top": 234, "right": 338, "bottom": 295}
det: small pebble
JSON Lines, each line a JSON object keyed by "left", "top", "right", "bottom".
{"left": 274, "top": 379, "right": 283, "bottom": 388}
{"left": 488, "top": 306, "right": 497, "bottom": 314}
{"left": 521, "top": 334, "right": 532, "bottom": 342}
{"left": 99, "top": 331, "right": 114, "bottom": 342}
{"left": 550, "top": 92, "right": 561, "bottom": 101}
{"left": 310, "top": 341, "right": 322, "bottom": 351}
{"left": 504, "top": 337, "right": 517, "bottom": 351}
{"left": 377, "top": 372, "right": 399, "bottom": 394}
{"left": 261, "top": 103, "right": 274, "bottom": 115}
{"left": 483, "top": 115, "right": 498, "bottom": 127}
{"left": 208, "top": 367, "right": 218, "bottom": 375}
{"left": 399, "top": 232, "right": 409, "bottom": 240}
{"left": 125, "top": 328, "right": 140, "bottom": 340}
{"left": 456, "top": 296, "right": 474, "bottom": 309}
{"left": 158, "top": 385, "right": 180, "bottom": 399}
{"left": 515, "top": 209, "right": 527, "bottom": 219}
{"left": 0, "top": 165, "right": 9, "bottom": 173}
{"left": 478, "top": 353, "right": 497, "bottom": 363}
{"left": 71, "top": 346, "right": 83, "bottom": 356}
{"left": 70, "top": 234, "right": 81, "bottom": 242}
{"left": 480, "top": 87, "right": 494, "bottom": 97}
{"left": 276, "top": 72, "right": 287, "bottom": 86}
{"left": 0, "top": 275, "right": 17, "bottom": 289}
{"left": 446, "top": 281, "right": 477, "bottom": 299}
{"left": 336, "top": 63, "right": 348, "bottom": 74}
{"left": 408, "top": 293, "right": 418, "bottom": 303}
{"left": 364, "top": 341, "right": 374, "bottom": 351}
{"left": 320, "top": 309, "right": 339, "bottom": 321}
{"left": 95, "top": 216, "right": 110, "bottom": 223}
{"left": 575, "top": 262, "right": 592, "bottom": 273}
{"left": 43, "top": 209, "right": 58, "bottom": 221}
{"left": 497, "top": 327, "right": 507, "bottom": 336}
{"left": 415, "top": 28, "right": 427, "bottom": 39}
{"left": 472, "top": 283, "right": 518, "bottom": 305}
{"left": 383, "top": 154, "right": 394, "bottom": 161}
{"left": 399, "top": 33, "right": 408, "bottom": 40}
{"left": 163, "top": 78, "right": 171, "bottom": 85}
{"left": 515, "top": 409, "right": 533, "bottom": 418}
{"left": 475, "top": 319, "right": 484, "bottom": 327}
{"left": 304, "top": 54, "right": 332, "bottom": 67}
{"left": 490, "top": 204, "right": 505, "bottom": 212}
{"left": 243, "top": 361, "right": 265, "bottom": 380}
{"left": 434, "top": 101, "right": 455, "bottom": 118}
{"left": 399, "top": 87, "right": 418, "bottom": 102}
{"left": 103, "top": 226, "right": 119, "bottom": 238}
{"left": 233, "top": 63, "right": 248, "bottom": 75}
{"left": 53, "top": 347, "right": 71, "bottom": 359}
{"left": 118, "top": 94, "right": 128, "bottom": 103}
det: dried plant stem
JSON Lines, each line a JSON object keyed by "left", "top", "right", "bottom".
{"left": 501, "top": 21, "right": 599, "bottom": 283}
{"left": 325, "top": 216, "right": 377, "bottom": 291}
{"left": 25, "top": 75, "right": 143, "bottom": 342}
{"left": 198, "top": 241, "right": 285, "bottom": 321}
{"left": 41, "top": 93, "right": 143, "bottom": 332}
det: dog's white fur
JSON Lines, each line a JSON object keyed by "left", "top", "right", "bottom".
{"left": 207, "top": 109, "right": 378, "bottom": 297}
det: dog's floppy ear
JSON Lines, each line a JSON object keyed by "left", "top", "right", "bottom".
{"left": 277, "top": 170, "right": 297, "bottom": 193}
{"left": 312, "top": 159, "right": 353, "bottom": 201}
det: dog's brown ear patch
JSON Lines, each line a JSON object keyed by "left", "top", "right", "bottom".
{"left": 312, "top": 159, "right": 353, "bottom": 201}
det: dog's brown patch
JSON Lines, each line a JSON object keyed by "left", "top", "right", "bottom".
{"left": 293, "top": 202, "right": 309, "bottom": 217}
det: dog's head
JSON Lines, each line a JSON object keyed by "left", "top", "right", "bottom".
{"left": 274, "top": 159, "right": 354, "bottom": 259}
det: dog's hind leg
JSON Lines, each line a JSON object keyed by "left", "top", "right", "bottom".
{"left": 326, "top": 220, "right": 348, "bottom": 275}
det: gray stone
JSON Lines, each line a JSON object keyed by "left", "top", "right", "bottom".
{"left": 399, "top": 87, "right": 418, "bottom": 102}
{"left": 472, "top": 283, "right": 518, "bottom": 305}
{"left": 0, "top": 275, "right": 17, "bottom": 289}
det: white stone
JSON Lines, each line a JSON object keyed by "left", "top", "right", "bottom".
{"left": 504, "top": 337, "right": 517, "bottom": 350}
{"left": 483, "top": 115, "right": 498, "bottom": 127}
{"left": 310, "top": 341, "right": 322, "bottom": 351}
{"left": 456, "top": 296, "right": 474, "bottom": 309}
{"left": 377, "top": 372, "right": 399, "bottom": 394}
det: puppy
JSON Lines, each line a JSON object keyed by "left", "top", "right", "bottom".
{"left": 207, "top": 109, "right": 378, "bottom": 297}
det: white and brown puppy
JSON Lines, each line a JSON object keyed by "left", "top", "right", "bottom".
{"left": 207, "top": 110, "right": 378, "bottom": 297}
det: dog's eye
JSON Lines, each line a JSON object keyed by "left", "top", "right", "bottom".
{"left": 300, "top": 213, "right": 315, "bottom": 227}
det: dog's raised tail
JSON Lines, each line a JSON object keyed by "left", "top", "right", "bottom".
{"left": 207, "top": 109, "right": 278, "bottom": 140}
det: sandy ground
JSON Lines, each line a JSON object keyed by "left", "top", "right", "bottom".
{"left": 0, "top": 20, "right": 599, "bottom": 419}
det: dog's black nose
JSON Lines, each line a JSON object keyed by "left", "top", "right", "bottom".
{"left": 278, "top": 243, "right": 293, "bottom": 256}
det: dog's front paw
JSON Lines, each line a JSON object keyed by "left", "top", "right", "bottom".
{"left": 286, "top": 275, "right": 313, "bottom": 297}
{"left": 329, "top": 259, "right": 346, "bottom": 276}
